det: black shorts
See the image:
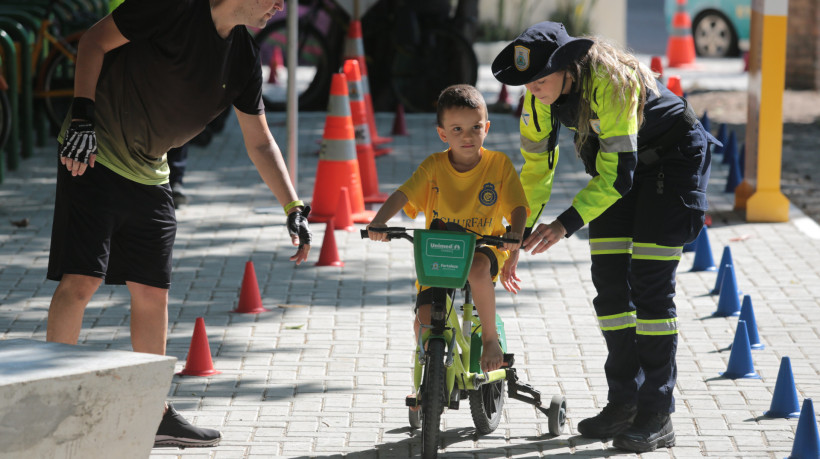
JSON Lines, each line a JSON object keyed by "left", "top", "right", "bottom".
{"left": 47, "top": 160, "right": 176, "bottom": 288}
{"left": 415, "top": 246, "right": 498, "bottom": 308}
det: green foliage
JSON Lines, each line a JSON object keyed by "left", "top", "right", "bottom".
{"left": 548, "top": 0, "right": 598, "bottom": 36}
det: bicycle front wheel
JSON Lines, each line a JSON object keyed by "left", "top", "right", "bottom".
{"left": 390, "top": 28, "right": 478, "bottom": 113}
{"left": 469, "top": 379, "right": 505, "bottom": 434}
{"left": 254, "top": 21, "right": 333, "bottom": 111}
{"left": 421, "top": 338, "right": 446, "bottom": 458}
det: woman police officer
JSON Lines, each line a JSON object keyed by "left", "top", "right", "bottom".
{"left": 493, "top": 22, "right": 718, "bottom": 452}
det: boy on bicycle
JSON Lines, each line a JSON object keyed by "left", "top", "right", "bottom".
{"left": 366, "top": 84, "right": 529, "bottom": 373}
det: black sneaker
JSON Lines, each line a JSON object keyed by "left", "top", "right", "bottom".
{"left": 154, "top": 404, "right": 221, "bottom": 448}
{"left": 612, "top": 411, "right": 675, "bottom": 452}
{"left": 171, "top": 183, "right": 189, "bottom": 208}
{"left": 576, "top": 402, "right": 637, "bottom": 439}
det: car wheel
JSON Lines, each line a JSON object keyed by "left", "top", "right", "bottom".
{"left": 692, "top": 10, "right": 739, "bottom": 58}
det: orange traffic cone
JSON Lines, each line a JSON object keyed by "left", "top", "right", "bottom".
{"left": 667, "top": 75, "right": 683, "bottom": 97}
{"left": 392, "top": 103, "right": 408, "bottom": 136}
{"left": 267, "top": 47, "right": 283, "bottom": 84}
{"left": 666, "top": 0, "right": 697, "bottom": 68}
{"left": 343, "top": 59, "right": 388, "bottom": 204}
{"left": 650, "top": 55, "right": 664, "bottom": 82}
{"left": 232, "top": 261, "right": 268, "bottom": 314}
{"left": 316, "top": 220, "right": 343, "bottom": 267}
{"left": 310, "top": 73, "right": 375, "bottom": 225}
{"left": 335, "top": 187, "right": 355, "bottom": 231}
{"left": 344, "top": 19, "right": 392, "bottom": 151}
{"left": 177, "top": 317, "right": 221, "bottom": 377}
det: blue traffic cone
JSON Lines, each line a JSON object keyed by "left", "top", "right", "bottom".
{"left": 690, "top": 226, "right": 717, "bottom": 272}
{"left": 788, "top": 398, "right": 820, "bottom": 458}
{"left": 725, "top": 144, "right": 742, "bottom": 192}
{"left": 714, "top": 123, "right": 727, "bottom": 156}
{"left": 711, "top": 246, "right": 736, "bottom": 294}
{"left": 700, "top": 110, "right": 711, "bottom": 134}
{"left": 714, "top": 264, "right": 741, "bottom": 317}
{"left": 765, "top": 356, "right": 801, "bottom": 418}
{"left": 722, "top": 130, "right": 737, "bottom": 165}
{"left": 720, "top": 320, "right": 760, "bottom": 379}
{"left": 738, "top": 295, "right": 764, "bottom": 349}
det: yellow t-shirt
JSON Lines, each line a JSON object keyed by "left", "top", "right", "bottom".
{"left": 398, "top": 148, "right": 529, "bottom": 280}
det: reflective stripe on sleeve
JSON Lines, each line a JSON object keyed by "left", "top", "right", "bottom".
{"left": 521, "top": 134, "right": 550, "bottom": 153}
{"left": 632, "top": 242, "right": 683, "bottom": 261}
{"left": 599, "top": 133, "right": 637, "bottom": 154}
{"left": 636, "top": 317, "right": 679, "bottom": 335}
{"left": 590, "top": 237, "right": 633, "bottom": 255}
{"left": 598, "top": 311, "right": 637, "bottom": 331}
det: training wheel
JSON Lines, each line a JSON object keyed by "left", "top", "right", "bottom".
{"left": 548, "top": 394, "right": 567, "bottom": 436}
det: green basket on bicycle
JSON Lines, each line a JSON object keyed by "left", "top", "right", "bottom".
{"left": 413, "top": 229, "right": 476, "bottom": 289}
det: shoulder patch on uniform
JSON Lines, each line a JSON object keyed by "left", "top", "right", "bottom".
{"left": 589, "top": 119, "right": 601, "bottom": 134}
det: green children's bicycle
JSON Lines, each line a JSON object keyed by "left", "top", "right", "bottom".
{"left": 361, "top": 226, "right": 567, "bottom": 458}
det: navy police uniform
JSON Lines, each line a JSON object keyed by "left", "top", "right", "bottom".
{"left": 494, "top": 23, "right": 719, "bottom": 416}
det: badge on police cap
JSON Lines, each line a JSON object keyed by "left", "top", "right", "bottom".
{"left": 514, "top": 46, "right": 530, "bottom": 71}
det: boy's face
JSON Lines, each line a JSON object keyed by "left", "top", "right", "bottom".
{"left": 436, "top": 106, "right": 490, "bottom": 157}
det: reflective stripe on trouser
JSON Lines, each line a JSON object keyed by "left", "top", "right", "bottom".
{"left": 586, "top": 177, "right": 700, "bottom": 413}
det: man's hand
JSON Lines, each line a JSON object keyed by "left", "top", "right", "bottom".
{"left": 60, "top": 120, "right": 98, "bottom": 176}
{"left": 521, "top": 220, "right": 566, "bottom": 254}
{"left": 500, "top": 249, "right": 522, "bottom": 293}
{"left": 60, "top": 97, "right": 97, "bottom": 176}
{"left": 287, "top": 205, "right": 312, "bottom": 264}
{"left": 502, "top": 231, "right": 522, "bottom": 252}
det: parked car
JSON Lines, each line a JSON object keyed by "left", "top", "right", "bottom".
{"left": 665, "top": 0, "right": 751, "bottom": 57}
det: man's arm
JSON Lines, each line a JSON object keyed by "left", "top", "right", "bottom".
{"left": 61, "top": 15, "right": 129, "bottom": 176}
{"left": 234, "top": 109, "right": 311, "bottom": 263}
{"left": 75, "top": 15, "right": 129, "bottom": 100}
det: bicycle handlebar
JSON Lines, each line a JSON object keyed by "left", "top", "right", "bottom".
{"left": 360, "top": 227, "right": 520, "bottom": 248}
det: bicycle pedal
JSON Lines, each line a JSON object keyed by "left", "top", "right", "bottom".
{"left": 503, "top": 353, "right": 515, "bottom": 367}
{"left": 405, "top": 395, "right": 420, "bottom": 407}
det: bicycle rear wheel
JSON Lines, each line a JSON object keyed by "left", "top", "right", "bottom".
{"left": 37, "top": 42, "right": 78, "bottom": 135}
{"left": 469, "top": 379, "right": 505, "bottom": 434}
{"left": 390, "top": 27, "right": 478, "bottom": 113}
{"left": 421, "top": 338, "right": 446, "bottom": 458}
{"left": 254, "top": 21, "right": 333, "bottom": 111}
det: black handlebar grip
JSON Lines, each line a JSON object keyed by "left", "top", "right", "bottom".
{"left": 360, "top": 229, "right": 369, "bottom": 239}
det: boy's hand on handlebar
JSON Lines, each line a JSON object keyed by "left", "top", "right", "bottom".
{"left": 501, "top": 250, "right": 522, "bottom": 294}
{"left": 502, "top": 231, "right": 522, "bottom": 251}
{"left": 366, "top": 222, "right": 388, "bottom": 241}
{"left": 522, "top": 220, "right": 566, "bottom": 254}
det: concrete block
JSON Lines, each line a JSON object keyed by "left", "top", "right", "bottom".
{"left": 0, "top": 339, "right": 176, "bottom": 459}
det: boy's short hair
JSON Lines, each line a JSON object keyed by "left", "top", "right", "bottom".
{"left": 436, "top": 84, "right": 487, "bottom": 127}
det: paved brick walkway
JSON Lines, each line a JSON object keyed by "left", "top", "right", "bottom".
{"left": 1, "top": 105, "right": 819, "bottom": 458}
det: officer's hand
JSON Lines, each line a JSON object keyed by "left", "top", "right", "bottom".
{"left": 500, "top": 249, "right": 522, "bottom": 294}
{"left": 366, "top": 221, "right": 388, "bottom": 241}
{"left": 60, "top": 120, "right": 97, "bottom": 176}
{"left": 522, "top": 220, "right": 566, "bottom": 254}
{"left": 287, "top": 205, "right": 311, "bottom": 264}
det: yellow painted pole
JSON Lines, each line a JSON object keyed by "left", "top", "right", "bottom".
{"left": 738, "top": 0, "right": 790, "bottom": 222}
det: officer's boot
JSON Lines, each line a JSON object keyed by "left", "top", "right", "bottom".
{"left": 612, "top": 411, "right": 675, "bottom": 452}
{"left": 576, "top": 402, "right": 637, "bottom": 438}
